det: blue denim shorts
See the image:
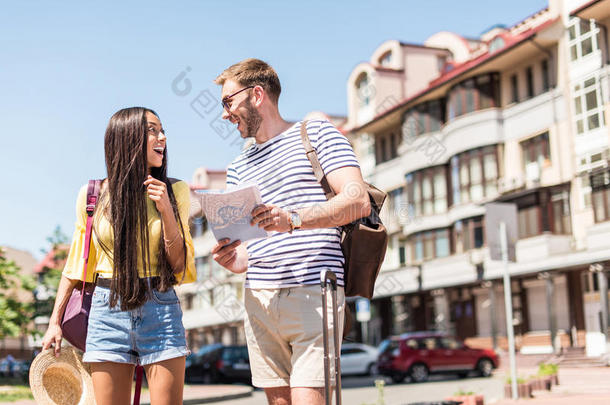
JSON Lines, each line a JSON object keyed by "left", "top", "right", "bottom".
{"left": 82, "top": 284, "right": 190, "bottom": 366}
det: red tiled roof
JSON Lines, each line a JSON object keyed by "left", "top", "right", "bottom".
{"left": 350, "top": 17, "right": 560, "bottom": 132}
{"left": 34, "top": 245, "right": 69, "bottom": 273}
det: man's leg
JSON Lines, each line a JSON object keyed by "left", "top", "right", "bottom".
{"left": 264, "top": 386, "right": 292, "bottom": 405}
{"left": 285, "top": 285, "right": 345, "bottom": 405}
{"left": 291, "top": 387, "right": 325, "bottom": 405}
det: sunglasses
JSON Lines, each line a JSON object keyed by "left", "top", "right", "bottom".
{"left": 221, "top": 86, "right": 254, "bottom": 111}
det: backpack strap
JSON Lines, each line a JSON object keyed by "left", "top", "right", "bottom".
{"left": 133, "top": 365, "right": 144, "bottom": 405}
{"left": 79, "top": 180, "right": 101, "bottom": 300}
{"left": 300, "top": 121, "right": 336, "bottom": 201}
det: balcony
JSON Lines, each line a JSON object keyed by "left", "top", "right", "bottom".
{"left": 366, "top": 156, "right": 406, "bottom": 191}
{"left": 586, "top": 220, "right": 610, "bottom": 251}
{"left": 373, "top": 265, "right": 421, "bottom": 298}
{"left": 515, "top": 233, "right": 573, "bottom": 263}
{"left": 421, "top": 253, "right": 478, "bottom": 290}
{"left": 441, "top": 108, "right": 503, "bottom": 159}
{"left": 503, "top": 90, "right": 564, "bottom": 141}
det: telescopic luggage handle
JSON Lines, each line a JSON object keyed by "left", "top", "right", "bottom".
{"left": 321, "top": 270, "right": 342, "bottom": 405}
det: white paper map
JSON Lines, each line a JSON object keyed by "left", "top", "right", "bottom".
{"left": 196, "top": 184, "right": 269, "bottom": 243}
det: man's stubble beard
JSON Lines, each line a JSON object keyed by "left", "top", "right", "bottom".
{"left": 243, "top": 99, "right": 262, "bottom": 139}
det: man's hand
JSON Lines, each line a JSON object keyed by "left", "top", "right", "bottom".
{"left": 251, "top": 204, "right": 292, "bottom": 233}
{"left": 212, "top": 239, "right": 248, "bottom": 273}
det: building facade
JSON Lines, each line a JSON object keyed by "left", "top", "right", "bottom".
{"left": 345, "top": 0, "right": 610, "bottom": 356}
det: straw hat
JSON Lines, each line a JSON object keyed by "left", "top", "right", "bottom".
{"left": 29, "top": 347, "right": 96, "bottom": 405}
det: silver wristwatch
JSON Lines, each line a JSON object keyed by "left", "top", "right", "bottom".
{"left": 289, "top": 211, "right": 302, "bottom": 233}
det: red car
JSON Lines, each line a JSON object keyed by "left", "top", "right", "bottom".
{"left": 377, "top": 332, "right": 499, "bottom": 383}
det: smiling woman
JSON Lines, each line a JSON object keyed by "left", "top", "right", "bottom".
{"left": 39, "top": 106, "right": 197, "bottom": 405}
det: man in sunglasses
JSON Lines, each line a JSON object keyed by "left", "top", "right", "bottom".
{"left": 211, "top": 58, "right": 370, "bottom": 405}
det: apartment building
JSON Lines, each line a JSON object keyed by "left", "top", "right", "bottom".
{"left": 344, "top": 0, "right": 610, "bottom": 356}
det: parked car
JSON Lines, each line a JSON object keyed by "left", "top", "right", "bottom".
{"left": 185, "top": 344, "right": 251, "bottom": 384}
{"left": 340, "top": 343, "right": 379, "bottom": 376}
{"left": 0, "top": 358, "right": 29, "bottom": 379}
{"left": 377, "top": 332, "right": 499, "bottom": 383}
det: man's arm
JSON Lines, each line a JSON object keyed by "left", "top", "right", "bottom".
{"left": 250, "top": 165, "right": 371, "bottom": 232}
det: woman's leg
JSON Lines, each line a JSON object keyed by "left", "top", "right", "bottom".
{"left": 91, "top": 362, "right": 135, "bottom": 405}
{"left": 144, "top": 356, "right": 186, "bottom": 405}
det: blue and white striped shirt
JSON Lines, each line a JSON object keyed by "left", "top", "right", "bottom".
{"left": 226, "top": 120, "right": 360, "bottom": 289}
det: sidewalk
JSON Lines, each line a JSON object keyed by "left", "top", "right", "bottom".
{"left": 0, "top": 384, "right": 253, "bottom": 405}
{"left": 141, "top": 384, "right": 253, "bottom": 405}
{"left": 492, "top": 365, "right": 610, "bottom": 404}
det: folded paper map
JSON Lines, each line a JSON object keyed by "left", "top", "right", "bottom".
{"left": 196, "top": 184, "right": 269, "bottom": 243}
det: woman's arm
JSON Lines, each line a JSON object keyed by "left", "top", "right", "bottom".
{"left": 144, "top": 176, "right": 186, "bottom": 273}
{"left": 41, "top": 275, "right": 80, "bottom": 356}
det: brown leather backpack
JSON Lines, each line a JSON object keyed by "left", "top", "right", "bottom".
{"left": 300, "top": 121, "right": 389, "bottom": 300}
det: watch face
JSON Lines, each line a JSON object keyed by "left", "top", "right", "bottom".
{"left": 291, "top": 212, "right": 302, "bottom": 228}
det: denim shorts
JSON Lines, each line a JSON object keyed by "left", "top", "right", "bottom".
{"left": 82, "top": 284, "right": 190, "bottom": 366}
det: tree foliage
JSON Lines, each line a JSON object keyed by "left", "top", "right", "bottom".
{"left": 35, "top": 225, "right": 70, "bottom": 319}
{"left": 0, "top": 248, "right": 36, "bottom": 339}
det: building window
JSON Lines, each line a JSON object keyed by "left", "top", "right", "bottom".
{"left": 399, "top": 243, "right": 407, "bottom": 265}
{"left": 375, "top": 131, "right": 401, "bottom": 164}
{"left": 591, "top": 170, "right": 610, "bottom": 223}
{"left": 489, "top": 36, "right": 505, "bottom": 53}
{"left": 521, "top": 132, "right": 551, "bottom": 171}
{"left": 190, "top": 217, "right": 207, "bottom": 238}
{"left": 195, "top": 256, "right": 210, "bottom": 280}
{"left": 406, "top": 165, "right": 448, "bottom": 217}
{"left": 387, "top": 187, "right": 405, "bottom": 221}
{"left": 356, "top": 73, "right": 371, "bottom": 108}
{"left": 573, "top": 76, "right": 605, "bottom": 134}
{"left": 568, "top": 18, "right": 600, "bottom": 62}
{"left": 183, "top": 293, "right": 194, "bottom": 310}
{"left": 541, "top": 60, "right": 550, "bottom": 91}
{"left": 526, "top": 67, "right": 534, "bottom": 99}
{"left": 551, "top": 190, "right": 572, "bottom": 234}
{"left": 447, "top": 73, "right": 500, "bottom": 121}
{"left": 510, "top": 74, "right": 519, "bottom": 103}
{"left": 453, "top": 216, "right": 485, "bottom": 253}
{"left": 450, "top": 145, "right": 498, "bottom": 205}
{"left": 409, "top": 228, "right": 451, "bottom": 263}
{"left": 510, "top": 187, "right": 572, "bottom": 238}
{"left": 518, "top": 206, "right": 541, "bottom": 239}
{"left": 379, "top": 51, "right": 392, "bottom": 67}
{"left": 402, "top": 99, "right": 445, "bottom": 138}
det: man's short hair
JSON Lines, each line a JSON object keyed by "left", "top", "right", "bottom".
{"left": 215, "top": 58, "right": 281, "bottom": 104}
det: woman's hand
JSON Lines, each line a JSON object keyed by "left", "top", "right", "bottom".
{"left": 144, "top": 176, "right": 172, "bottom": 214}
{"left": 41, "top": 323, "right": 63, "bottom": 357}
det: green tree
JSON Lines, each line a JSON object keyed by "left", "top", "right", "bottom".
{"left": 0, "top": 248, "right": 36, "bottom": 339}
{"left": 35, "top": 226, "right": 69, "bottom": 319}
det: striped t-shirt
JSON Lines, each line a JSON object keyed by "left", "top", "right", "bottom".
{"left": 226, "top": 120, "right": 360, "bottom": 289}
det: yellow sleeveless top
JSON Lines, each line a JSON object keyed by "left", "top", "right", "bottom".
{"left": 62, "top": 180, "right": 196, "bottom": 284}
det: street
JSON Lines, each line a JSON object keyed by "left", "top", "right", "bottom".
{"left": 216, "top": 372, "right": 504, "bottom": 405}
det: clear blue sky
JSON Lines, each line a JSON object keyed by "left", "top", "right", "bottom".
{"left": 1, "top": 0, "right": 547, "bottom": 259}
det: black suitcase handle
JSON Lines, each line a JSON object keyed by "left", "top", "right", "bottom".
{"left": 321, "top": 270, "right": 342, "bottom": 405}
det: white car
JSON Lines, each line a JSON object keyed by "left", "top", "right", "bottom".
{"left": 340, "top": 343, "right": 379, "bottom": 376}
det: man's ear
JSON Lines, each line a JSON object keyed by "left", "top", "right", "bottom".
{"left": 253, "top": 85, "right": 265, "bottom": 107}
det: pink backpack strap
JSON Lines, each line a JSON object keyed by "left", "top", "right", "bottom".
{"left": 133, "top": 365, "right": 144, "bottom": 405}
{"left": 79, "top": 180, "right": 101, "bottom": 299}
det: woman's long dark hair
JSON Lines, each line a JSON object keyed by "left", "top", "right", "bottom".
{"left": 97, "top": 107, "right": 187, "bottom": 310}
